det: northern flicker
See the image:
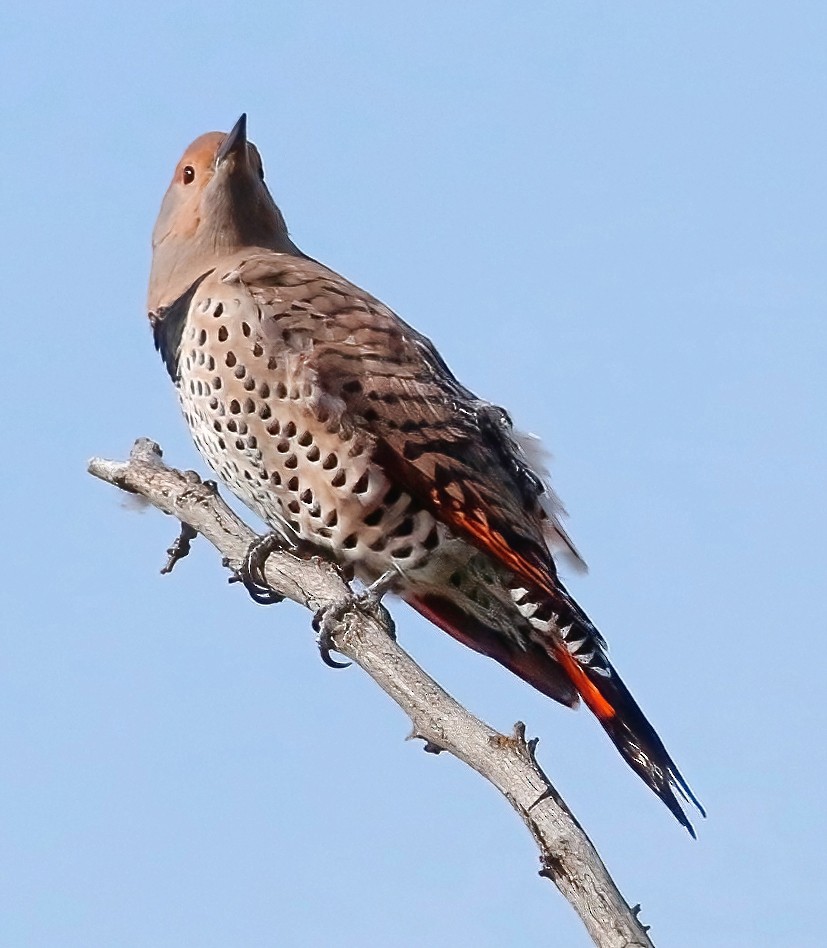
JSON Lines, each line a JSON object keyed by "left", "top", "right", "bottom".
{"left": 148, "top": 115, "right": 704, "bottom": 834}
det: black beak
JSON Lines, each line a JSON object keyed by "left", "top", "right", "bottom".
{"left": 217, "top": 113, "right": 248, "bottom": 164}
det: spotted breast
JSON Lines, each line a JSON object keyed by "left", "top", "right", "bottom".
{"left": 169, "top": 252, "right": 454, "bottom": 587}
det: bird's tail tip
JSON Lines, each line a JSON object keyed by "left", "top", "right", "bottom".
{"left": 553, "top": 632, "right": 705, "bottom": 835}
{"left": 592, "top": 669, "right": 705, "bottom": 836}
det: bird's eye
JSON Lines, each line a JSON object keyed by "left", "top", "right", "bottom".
{"left": 182, "top": 165, "right": 195, "bottom": 184}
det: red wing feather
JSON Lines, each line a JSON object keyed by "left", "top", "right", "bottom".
{"left": 405, "top": 591, "right": 578, "bottom": 708}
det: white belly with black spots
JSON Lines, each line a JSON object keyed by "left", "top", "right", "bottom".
{"left": 176, "top": 292, "right": 448, "bottom": 581}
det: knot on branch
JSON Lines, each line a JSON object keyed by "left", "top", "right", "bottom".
{"left": 631, "top": 904, "right": 651, "bottom": 934}
{"left": 488, "top": 721, "right": 541, "bottom": 767}
{"left": 161, "top": 522, "right": 198, "bottom": 574}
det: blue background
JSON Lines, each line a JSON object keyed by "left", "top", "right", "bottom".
{"left": 3, "top": 3, "right": 825, "bottom": 945}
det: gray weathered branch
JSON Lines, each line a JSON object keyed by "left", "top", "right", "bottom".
{"left": 88, "top": 438, "right": 655, "bottom": 948}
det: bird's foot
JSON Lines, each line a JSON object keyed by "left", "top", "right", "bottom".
{"left": 311, "top": 571, "right": 399, "bottom": 668}
{"left": 230, "top": 531, "right": 289, "bottom": 605}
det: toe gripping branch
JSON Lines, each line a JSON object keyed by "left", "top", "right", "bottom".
{"left": 311, "top": 601, "right": 353, "bottom": 669}
{"left": 311, "top": 571, "right": 399, "bottom": 670}
{"left": 229, "top": 531, "right": 289, "bottom": 605}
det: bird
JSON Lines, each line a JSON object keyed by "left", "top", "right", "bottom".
{"left": 148, "top": 114, "right": 704, "bottom": 835}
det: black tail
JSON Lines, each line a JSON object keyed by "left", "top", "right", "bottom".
{"left": 552, "top": 589, "right": 705, "bottom": 835}
{"left": 585, "top": 656, "right": 705, "bottom": 835}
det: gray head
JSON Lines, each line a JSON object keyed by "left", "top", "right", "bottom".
{"left": 148, "top": 114, "right": 299, "bottom": 310}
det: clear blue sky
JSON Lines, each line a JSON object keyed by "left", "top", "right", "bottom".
{"left": 3, "top": 3, "right": 825, "bottom": 945}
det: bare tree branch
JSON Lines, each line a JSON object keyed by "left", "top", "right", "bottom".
{"left": 88, "top": 437, "right": 655, "bottom": 948}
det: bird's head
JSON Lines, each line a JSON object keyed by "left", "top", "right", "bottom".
{"left": 148, "top": 114, "right": 297, "bottom": 310}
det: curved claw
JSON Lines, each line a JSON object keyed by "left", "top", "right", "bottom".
{"left": 237, "top": 532, "right": 287, "bottom": 606}
{"left": 312, "top": 603, "right": 353, "bottom": 670}
{"left": 318, "top": 643, "right": 352, "bottom": 669}
{"left": 311, "top": 578, "right": 398, "bottom": 668}
{"left": 245, "top": 584, "right": 284, "bottom": 606}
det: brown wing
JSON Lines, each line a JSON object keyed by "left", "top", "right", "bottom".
{"left": 227, "top": 251, "right": 561, "bottom": 597}
{"left": 221, "top": 254, "right": 705, "bottom": 834}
